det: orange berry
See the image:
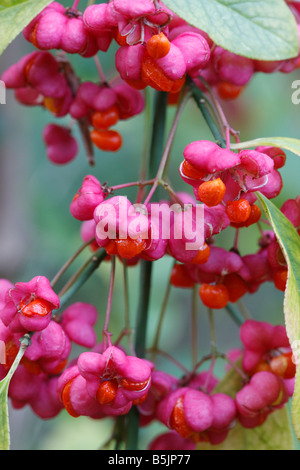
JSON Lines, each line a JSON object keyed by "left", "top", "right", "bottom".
{"left": 91, "top": 105, "right": 120, "bottom": 130}
{"left": 132, "top": 395, "right": 148, "bottom": 405}
{"left": 116, "top": 237, "right": 147, "bottom": 259}
{"left": 199, "top": 283, "right": 229, "bottom": 309}
{"left": 222, "top": 273, "right": 248, "bottom": 302}
{"left": 48, "top": 358, "right": 68, "bottom": 375}
{"left": 231, "top": 204, "right": 262, "bottom": 228}
{"left": 61, "top": 380, "right": 80, "bottom": 418}
{"left": 43, "top": 97, "right": 64, "bottom": 114}
{"left": 271, "top": 384, "right": 286, "bottom": 408}
{"left": 96, "top": 380, "right": 119, "bottom": 405}
{"left": 273, "top": 245, "right": 286, "bottom": 266}
{"left": 24, "top": 56, "right": 37, "bottom": 81}
{"left": 217, "top": 82, "right": 244, "bottom": 100}
{"left": 146, "top": 32, "right": 171, "bottom": 59}
{"left": 89, "top": 239, "right": 101, "bottom": 252}
{"left": 121, "top": 378, "right": 149, "bottom": 391}
{"left": 270, "top": 352, "right": 296, "bottom": 379}
{"left": 170, "top": 397, "right": 194, "bottom": 439}
{"left": 29, "top": 23, "right": 40, "bottom": 49}
{"left": 141, "top": 52, "right": 174, "bottom": 92}
{"left": 3, "top": 340, "right": 19, "bottom": 371}
{"left": 190, "top": 243, "right": 210, "bottom": 264}
{"left": 169, "top": 75, "right": 186, "bottom": 94}
{"left": 273, "top": 267, "right": 288, "bottom": 292}
{"left": 141, "top": 52, "right": 186, "bottom": 93}
{"left": 168, "top": 91, "right": 180, "bottom": 105}
{"left": 126, "top": 79, "right": 148, "bottom": 90}
{"left": 105, "top": 239, "right": 118, "bottom": 256}
{"left": 166, "top": 76, "right": 187, "bottom": 103}
{"left": 21, "top": 298, "right": 53, "bottom": 318}
{"left": 170, "top": 264, "right": 195, "bottom": 289}
{"left": 90, "top": 129, "right": 122, "bottom": 152}
{"left": 198, "top": 178, "right": 226, "bottom": 207}
{"left": 225, "top": 199, "right": 251, "bottom": 224}
{"left": 21, "top": 357, "right": 42, "bottom": 375}
{"left": 250, "top": 360, "right": 271, "bottom": 376}
{"left": 182, "top": 160, "right": 207, "bottom": 180}
{"left": 245, "top": 204, "right": 262, "bottom": 226}
{"left": 113, "top": 27, "right": 128, "bottom": 46}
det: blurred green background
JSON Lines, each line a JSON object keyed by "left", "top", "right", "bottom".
{"left": 0, "top": 1, "right": 300, "bottom": 450}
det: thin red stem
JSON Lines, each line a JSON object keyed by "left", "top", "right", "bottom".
{"left": 110, "top": 179, "right": 155, "bottom": 192}
{"left": 103, "top": 256, "right": 116, "bottom": 348}
{"left": 147, "top": 348, "right": 190, "bottom": 375}
{"left": 72, "top": 0, "right": 81, "bottom": 9}
{"left": 50, "top": 237, "right": 95, "bottom": 287}
{"left": 94, "top": 55, "right": 106, "bottom": 83}
{"left": 197, "top": 76, "right": 240, "bottom": 145}
{"left": 143, "top": 90, "right": 191, "bottom": 205}
{"left": 233, "top": 228, "right": 240, "bottom": 252}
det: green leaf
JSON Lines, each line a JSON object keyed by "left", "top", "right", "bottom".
{"left": 291, "top": 361, "right": 300, "bottom": 441}
{"left": 0, "top": 378, "right": 10, "bottom": 451}
{"left": 197, "top": 360, "right": 294, "bottom": 450}
{"left": 0, "top": 0, "right": 52, "bottom": 56}
{"left": 163, "top": 0, "right": 299, "bottom": 60}
{"left": 197, "top": 407, "right": 294, "bottom": 450}
{"left": 256, "top": 192, "right": 300, "bottom": 440}
{"left": 256, "top": 193, "right": 300, "bottom": 348}
{"left": 0, "top": 336, "right": 30, "bottom": 450}
{"left": 231, "top": 137, "right": 300, "bottom": 157}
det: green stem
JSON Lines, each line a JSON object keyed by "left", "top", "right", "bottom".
{"left": 50, "top": 237, "right": 95, "bottom": 288}
{"left": 142, "top": 91, "right": 168, "bottom": 205}
{"left": 161, "top": 181, "right": 185, "bottom": 207}
{"left": 158, "top": 90, "right": 191, "bottom": 180}
{"left": 140, "top": 89, "right": 152, "bottom": 179}
{"left": 148, "top": 91, "right": 168, "bottom": 180}
{"left": 236, "top": 299, "right": 251, "bottom": 320}
{"left": 208, "top": 308, "right": 217, "bottom": 355}
{"left": 147, "top": 347, "right": 190, "bottom": 375}
{"left": 136, "top": 88, "right": 152, "bottom": 203}
{"left": 134, "top": 260, "right": 153, "bottom": 359}
{"left": 103, "top": 256, "right": 116, "bottom": 349}
{"left": 225, "top": 304, "right": 244, "bottom": 326}
{"left": 220, "top": 353, "right": 248, "bottom": 381}
{"left": 187, "top": 77, "right": 226, "bottom": 148}
{"left": 125, "top": 89, "right": 169, "bottom": 450}
{"left": 126, "top": 260, "right": 153, "bottom": 450}
{"left": 114, "top": 416, "right": 126, "bottom": 450}
{"left": 124, "top": 408, "right": 140, "bottom": 450}
{"left": 144, "top": 89, "right": 191, "bottom": 205}
{"left": 0, "top": 334, "right": 31, "bottom": 450}
{"left": 122, "top": 261, "right": 131, "bottom": 332}
{"left": 191, "top": 286, "right": 198, "bottom": 367}
{"left": 151, "top": 271, "right": 172, "bottom": 361}
{"left": 120, "top": 261, "right": 135, "bottom": 355}
{"left": 5, "top": 335, "right": 31, "bottom": 382}
{"left": 58, "top": 249, "right": 107, "bottom": 310}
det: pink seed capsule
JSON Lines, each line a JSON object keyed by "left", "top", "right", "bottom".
{"left": 43, "top": 124, "right": 78, "bottom": 165}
